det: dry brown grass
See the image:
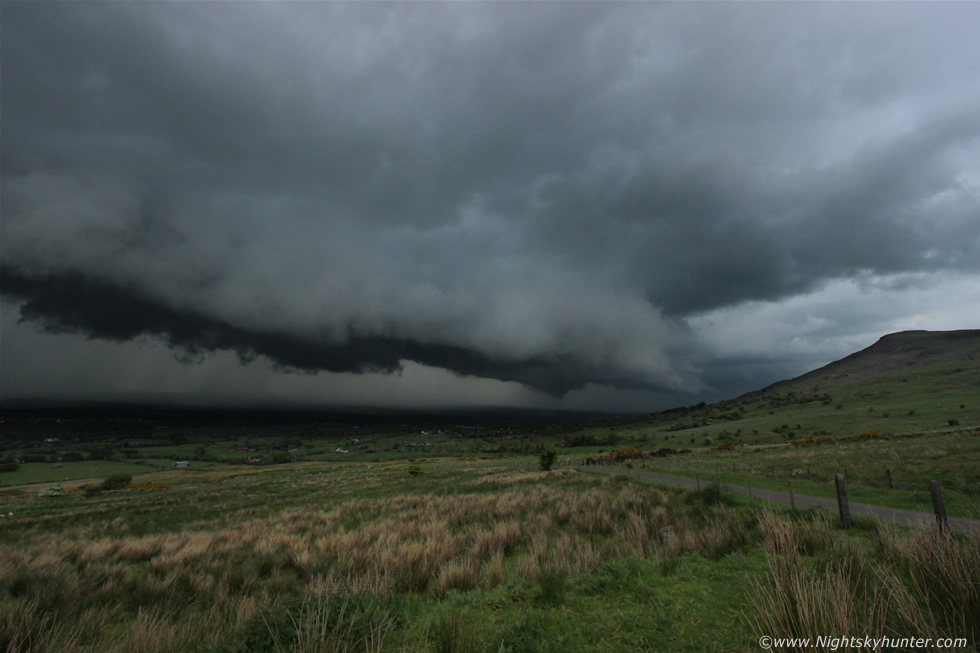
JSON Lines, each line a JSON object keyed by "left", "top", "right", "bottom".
{"left": 1, "top": 469, "right": 768, "bottom": 651}
{"left": 871, "top": 520, "right": 980, "bottom": 644}
{"left": 752, "top": 510, "right": 980, "bottom": 652}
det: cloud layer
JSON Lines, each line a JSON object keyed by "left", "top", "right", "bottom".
{"left": 2, "top": 3, "right": 979, "bottom": 406}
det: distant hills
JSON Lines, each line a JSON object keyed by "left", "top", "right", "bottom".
{"left": 617, "top": 329, "right": 980, "bottom": 444}
{"left": 759, "top": 329, "right": 980, "bottom": 393}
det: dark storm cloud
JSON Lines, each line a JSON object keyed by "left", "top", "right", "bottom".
{"left": 1, "top": 266, "right": 661, "bottom": 397}
{"left": 2, "top": 2, "right": 978, "bottom": 400}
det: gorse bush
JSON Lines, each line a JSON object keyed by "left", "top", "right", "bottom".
{"left": 100, "top": 473, "right": 132, "bottom": 491}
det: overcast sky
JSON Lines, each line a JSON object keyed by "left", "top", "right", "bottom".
{"left": 2, "top": 2, "right": 979, "bottom": 412}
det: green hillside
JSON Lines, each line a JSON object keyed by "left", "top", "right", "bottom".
{"left": 565, "top": 329, "right": 980, "bottom": 516}
{"left": 578, "top": 329, "right": 980, "bottom": 447}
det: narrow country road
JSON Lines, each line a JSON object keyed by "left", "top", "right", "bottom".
{"left": 582, "top": 466, "right": 980, "bottom": 534}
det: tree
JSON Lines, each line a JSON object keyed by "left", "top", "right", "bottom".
{"left": 539, "top": 448, "right": 559, "bottom": 472}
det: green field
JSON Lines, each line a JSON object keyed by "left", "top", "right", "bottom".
{"left": 1, "top": 457, "right": 976, "bottom": 652}
{"left": 0, "top": 459, "right": 162, "bottom": 487}
{"left": 554, "top": 354, "right": 980, "bottom": 518}
{"left": 591, "top": 429, "right": 980, "bottom": 519}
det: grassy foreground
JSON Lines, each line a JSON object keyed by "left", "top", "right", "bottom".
{"left": 1, "top": 458, "right": 977, "bottom": 652}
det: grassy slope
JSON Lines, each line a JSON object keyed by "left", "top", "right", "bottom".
{"left": 577, "top": 357, "right": 980, "bottom": 448}
{"left": 562, "top": 331, "right": 980, "bottom": 516}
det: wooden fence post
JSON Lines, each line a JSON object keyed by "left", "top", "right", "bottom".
{"left": 887, "top": 469, "right": 895, "bottom": 489}
{"left": 929, "top": 480, "right": 949, "bottom": 534}
{"left": 834, "top": 474, "right": 851, "bottom": 529}
{"left": 696, "top": 473, "right": 701, "bottom": 491}
{"left": 788, "top": 480, "right": 796, "bottom": 515}
{"left": 748, "top": 478, "right": 753, "bottom": 505}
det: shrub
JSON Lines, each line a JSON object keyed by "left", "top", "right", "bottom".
{"left": 590, "top": 447, "right": 646, "bottom": 464}
{"left": 100, "top": 474, "right": 132, "bottom": 491}
{"left": 711, "top": 442, "right": 741, "bottom": 452}
{"left": 538, "top": 448, "right": 559, "bottom": 472}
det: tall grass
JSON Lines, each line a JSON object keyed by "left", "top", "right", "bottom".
{"left": 0, "top": 470, "right": 764, "bottom": 650}
{"left": 871, "top": 520, "right": 980, "bottom": 644}
{"left": 752, "top": 510, "right": 979, "bottom": 652}
{"left": 429, "top": 612, "right": 478, "bottom": 653}
{"left": 260, "top": 593, "right": 397, "bottom": 653}
{"left": 11, "top": 463, "right": 970, "bottom": 652}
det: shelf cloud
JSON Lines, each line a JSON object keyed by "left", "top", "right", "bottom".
{"left": 2, "top": 2, "right": 978, "bottom": 408}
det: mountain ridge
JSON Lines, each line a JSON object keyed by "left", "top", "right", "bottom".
{"left": 752, "top": 329, "right": 980, "bottom": 397}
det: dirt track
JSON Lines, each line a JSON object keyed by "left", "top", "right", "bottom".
{"left": 583, "top": 466, "right": 980, "bottom": 534}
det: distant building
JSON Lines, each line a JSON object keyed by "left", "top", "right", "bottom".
{"left": 172, "top": 461, "right": 191, "bottom": 469}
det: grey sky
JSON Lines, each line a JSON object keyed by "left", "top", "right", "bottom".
{"left": 2, "top": 2, "right": 978, "bottom": 411}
